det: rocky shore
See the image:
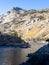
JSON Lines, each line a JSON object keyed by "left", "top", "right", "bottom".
{"left": 20, "top": 44, "right": 49, "bottom": 65}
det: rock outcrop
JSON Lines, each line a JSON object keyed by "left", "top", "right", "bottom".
{"left": 0, "top": 7, "right": 49, "bottom": 41}
{"left": 20, "top": 44, "right": 49, "bottom": 65}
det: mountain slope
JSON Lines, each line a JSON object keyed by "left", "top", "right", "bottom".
{"left": 0, "top": 7, "right": 49, "bottom": 41}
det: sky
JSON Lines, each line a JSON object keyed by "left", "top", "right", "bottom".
{"left": 0, "top": 0, "right": 49, "bottom": 15}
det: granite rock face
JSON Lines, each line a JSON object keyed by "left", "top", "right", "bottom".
{"left": 0, "top": 7, "right": 49, "bottom": 41}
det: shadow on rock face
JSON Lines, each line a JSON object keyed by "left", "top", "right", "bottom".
{"left": 0, "top": 33, "right": 30, "bottom": 48}
{"left": 20, "top": 44, "right": 49, "bottom": 65}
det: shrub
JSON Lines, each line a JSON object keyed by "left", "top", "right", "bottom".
{"left": 37, "top": 16, "right": 44, "bottom": 20}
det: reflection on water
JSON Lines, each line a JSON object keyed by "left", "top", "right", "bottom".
{"left": 0, "top": 43, "right": 47, "bottom": 65}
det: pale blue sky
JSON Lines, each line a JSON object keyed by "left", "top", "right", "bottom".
{"left": 0, "top": 0, "right": 49, "bottom": 15}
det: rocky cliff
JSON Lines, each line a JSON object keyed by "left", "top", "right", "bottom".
{"left": 0, "top": 7, "right": 49, "bottom": 41}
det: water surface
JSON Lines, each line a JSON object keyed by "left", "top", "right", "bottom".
{"left": 0, "top": 42, "right": 48, "bottom": 65}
